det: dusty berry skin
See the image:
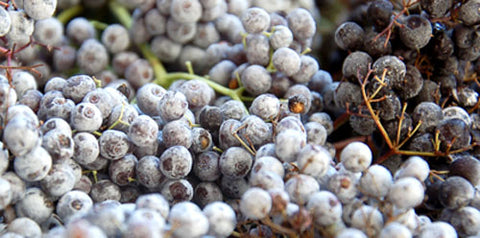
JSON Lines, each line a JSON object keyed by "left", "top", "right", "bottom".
{"left": 108, "top": 154, "right": 137, "bottom": 186}
{"left": 136, "top": 156, "right": 163, "bottom": 189}
{"left": 73, "top": 132, "right": 100, "bottom": 165}
{"left": 160, "top": 179, "right": 194, "bottom": 205}
{"left": 162, "top": 119, "right": 192, "bottom": 148}
{"left": 335, "top": 22, "right": 365, "bottom": 51}
{"left": 159, "top": 145, "right": 192, "bottom": 179}
{"left": 128, "top": 115, "right": 159, "bottom": 146}
{"left": 219, "top": 147, "right": 253, "bottom": 179}
{"left": 272, "top": 47, "right": 301, "bottom": 76}
{"left": 193, "top": 182, "right": 223, "bottom": 208}
{"left": 449, "top": 156, "right": 480, "bottom": 186}
{"left": 158, "top": 90, "right": 188, "bottom": 122}
{"left": 176, "top": 79, "right": 215, "bottom": 112}
{"left": 76, "top": 39, "right": 109, "bottom": 75}
{"left": 40, "top": 163, "right": 76, "bottom": 197}
{"left": 90, "top": 179, "right": 122, "bottom": 203}
{"left": 240, "top": 187, "right": 272, "bottom": 220}
{"left": 203, "top": 201, "right": 237, "bottom": 237}
{"left": 439, "top": 176, "right": 475, "bottom": 210}
{"left": 15, "top": 187, "right": 54, "bottom": 224}
{"left": 399, "top": 14, "right": 432, "bottom": 50}
{"left": 14, "top": 146, "right": 52, "bottom": 182}
{"left": 3, "top": 116, "right": 41, "bottom": 157}
{"left": 56, "top": 190, "right": 93, "bottom": 222}
{"left": 71, "top": 102, "right": 103, "bottom": 132}
{"left": 99, "top": 130, "right": 131, "bottom": 160}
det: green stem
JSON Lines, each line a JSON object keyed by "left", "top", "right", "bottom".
{"left": 140, "top": 43, "right": 167, "bottom": 84}
{"left": 108, "top": 0, "right": 132, "bottom": 28}
{"left": 56, "top": 5, "right": 84, "bottom": 24}
{"left": 90, "top": 20, "right": 109, "bottom": 30}
{"left": 162, "top": 72, "right": 243, "bottom": 100}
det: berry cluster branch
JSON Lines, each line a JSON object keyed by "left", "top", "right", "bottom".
{"left": 107, "top": 0, "right": 250, "bottom": 104}
{"left": 358, "top": 67, "right": 475, "bottom": 164}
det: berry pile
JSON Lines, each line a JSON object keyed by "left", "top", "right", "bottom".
{"left": 0, "top": 0, "right": 478, "bottom": 237}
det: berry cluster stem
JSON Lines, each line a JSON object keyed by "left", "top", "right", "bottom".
{"left": 107, "top": 0, "right": 248, "bottom": 103}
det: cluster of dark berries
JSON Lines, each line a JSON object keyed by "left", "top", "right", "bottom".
{"left": 0, "top": 0, "right": 479, "bottom": 237}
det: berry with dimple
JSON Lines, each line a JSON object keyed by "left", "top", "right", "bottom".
{"left": 125, "top": 59, "right": 154, "bottom": 89}
{"left": 63, "top": 75, "right": 96, "bottom": 103}
{"left": 56, "top": 190, "right": 93, "bottom": 222}
{"left": 162, "top": 119, "right": 192, "bottom": 148}
{"left": 270, "top": 25, "right": 293, "bottom": 49}
{"left": 373, "top": 56, "right": 406, "bottom": 90}
{"left": 108, "top": 154, "right": 137, "bottom": 186}
{"left": 190, "top": 127, "right": 213, "bottom": 153}
{"left": 327, "top": 170, "right": 358, "bottom": 204}
{"left": 158, "top": 90, "right": 188, "bottom": 122}
{"left": 412, "top": 101, "right": 443, "bottom": 133}
{"left": 23, "top": 0, "right": 56, "bottom": 20}
{"left": 3, "top": 116, "right": 40, "bottom": 157}
{"left": 249, "top": 170, "right": 284, "bottom": 190}
{"left": 245, "top": 33, "right": 270, "bottom": 66}
{"left": 342, "top": 51, "right": 373, "bottom": 79}
{"left": 193, "top": 151, "right": 221, "bottom": 182}
{"left": 136, "top": 193, "right": 170, "bottom": 219}
{"left": 250, "top": 155, "right": 284, "bottom": 179}
{"left": 71, "top": 102, "right": 103, "bottom": 132}
{"left": 33, "top": 17, "right": 63, "bottom": 47}
{"left": 237, "top": 115, "right": 271, "bottom": 147}
{"left": 399, "top": 14, "right": 432, "bottom": 50}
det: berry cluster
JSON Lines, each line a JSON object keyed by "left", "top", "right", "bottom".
{"left": 0, "top": 0, "right": 478, "bottom": 237}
